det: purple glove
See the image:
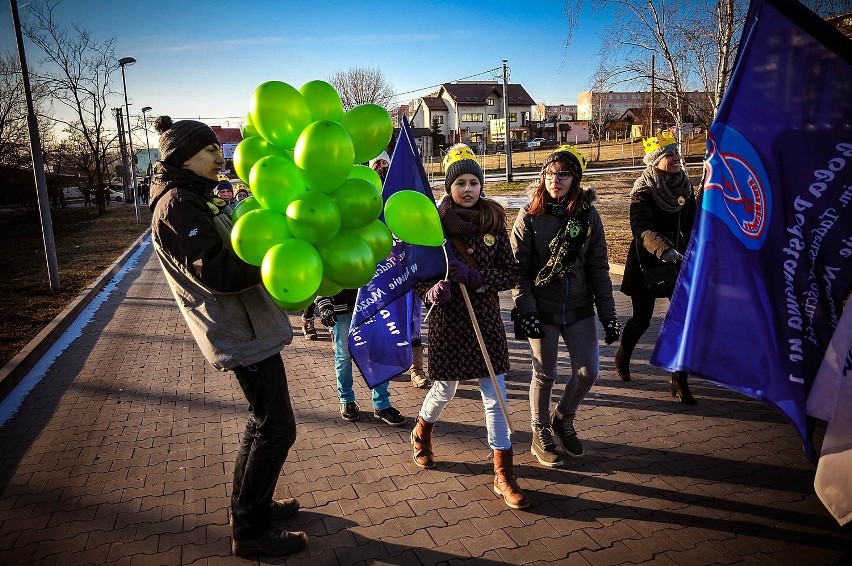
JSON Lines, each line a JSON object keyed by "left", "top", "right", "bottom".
{"left": 448, "top": 260, "right": 483, "bottom": 289}
{"left": 425, "top": 280, "right": 452, "bottom": 304}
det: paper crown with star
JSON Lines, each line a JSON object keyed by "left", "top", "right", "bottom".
{"left": 443, "top": 143, "right": 483, "bottom": 193}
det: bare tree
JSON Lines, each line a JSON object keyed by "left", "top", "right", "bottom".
{"left": 23, "top": 0, "right": 120, "bottom": 214}
{"left": 0, "top": 51, "right": 31, "bottom": 169}
{"left": 328, "top": 67, "right": 395, "bottom": 112}
{"left": 588, "top": 64, "right": 621, "bottom": 159}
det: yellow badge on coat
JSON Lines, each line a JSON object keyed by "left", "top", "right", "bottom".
{"left": 483, "top": 234, "right": 495, "bottom": 246}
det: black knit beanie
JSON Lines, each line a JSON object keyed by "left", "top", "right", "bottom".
{"left": 154, "top": 116, "right": 220, "bottom": 167}
{"left": 443, "top": 144, "right": 484, "bottom": 193}
{"left": 542, "top": 148, "right": 585, "bottom": 184}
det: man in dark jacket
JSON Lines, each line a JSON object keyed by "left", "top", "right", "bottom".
{"left": 149, "top": 116, "right": 307, "bottom": 558}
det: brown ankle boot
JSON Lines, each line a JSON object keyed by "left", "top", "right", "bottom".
{"left": 669, "top": 372, "right": 697, "bottom": 405}
{"left": 492, "top": 448, "right": 530, "bottom": 509}
{"left": 409, "top": 345, "right": 431, "bottom": 388}
{"left": 411, "top": 416, "right": 435, "bottom": 469}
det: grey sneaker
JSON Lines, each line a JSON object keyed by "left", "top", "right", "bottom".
{"left": 232, "top": 526, "right": 308, "bottom": 558}
{"left": 531, "top": 427, "right": 563, "bottom": 468}
{"left": 552, "top": 411, "right": 585, "bottom": 457}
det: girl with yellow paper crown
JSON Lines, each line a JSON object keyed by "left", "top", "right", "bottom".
{"left": 510, "top": 144, "right": 619, "bottom": 468}
{"left": 410, "top": 143, "right": 529, "bottom": 510}
{"left": 617, "top": 132, "right": 698, "bottom": 404}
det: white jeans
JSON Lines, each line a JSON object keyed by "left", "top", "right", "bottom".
{"left": 419, "top": 374, "right": 512, "bottom": 451}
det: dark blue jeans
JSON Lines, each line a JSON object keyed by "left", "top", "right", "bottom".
{"left": 231, "top": 354, "right": 297, "bottom": 540}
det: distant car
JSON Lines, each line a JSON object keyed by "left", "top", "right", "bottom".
{"left": 90, "top": 188, "right": 124, "bottom": 205}
{"left": 527, "top": 138, "right": 547, "bottom": 148}
{"left": 541, "top": 139, "right": 559, "bottom": 149}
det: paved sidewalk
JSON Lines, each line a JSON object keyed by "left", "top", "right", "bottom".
{"left": 0, "top": 240, "right": 850, "bottom": 565}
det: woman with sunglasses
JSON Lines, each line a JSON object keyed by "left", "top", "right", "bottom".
{"left": 510, "top": 146, "right": 620, "bottom": 468}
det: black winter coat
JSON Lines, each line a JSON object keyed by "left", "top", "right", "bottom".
{"left": 620, "top": 170, "right": 697, "bottom": 298}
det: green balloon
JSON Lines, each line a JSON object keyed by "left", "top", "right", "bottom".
{"left": 249, "top": 155, "right": 306, "bottom": 214}
{"left": 271, "top": 293, "right": 317, "bottom": 312}
{"left": 330, "top": 178, "right": 383, "bottom": 229}
{"left": 294, "top": 120, "right": 355, "bottom": 193}
{"left": 299, "top": 80, "right": 344, "bottom": 122}
{"left": 340, "top": 104, "right": 393, "bottom": 164}
{"left": 354, "top": 220, "right": 393, "bottom": 264}
{"left": 383, "top": 190, "right": 444, "bottom": 247}
{"left": 318, "top": 230, "right": 376, "bottom": 288}
{"left": 232, "top": 195, "right": 262, "bottom": 223}
{"left": 316, "top": 277, "right": 343, "bottom": 297}
{"left": 285, "top": 191, "right": 341, "bottom": 246}
{"left": 251, "top": 81, "right": 312, "bottom": 149}
{"left": 348, "top": 165, "right": 382, "bottom": 189}
{"left": 233, "top": 136, "right": 289, "bottom": 184}
{"left": 231, "top": 209, "right": 292, "bottom": 266}
{"left": 261, "top": 239, "right": 323, "bottom": 303}
{"left": 241, "top": 112, "right": 259, "bottom": 139}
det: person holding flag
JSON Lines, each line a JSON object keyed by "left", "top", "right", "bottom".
{"left": 409, "top": 144, "right": 529, "bottom": 510}
{"left": 511, "top": 145, "right": 620, "bottom": 467}
{"left": 616, "top": 133, "right": 697, "bottom": 403}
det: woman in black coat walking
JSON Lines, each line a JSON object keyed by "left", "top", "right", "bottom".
{"left": 617, "top": 133, "right": 698, "bottom": 404}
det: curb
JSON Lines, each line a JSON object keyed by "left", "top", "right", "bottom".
{"left": 0, "top": 229, "right": 152, "bottom": 402}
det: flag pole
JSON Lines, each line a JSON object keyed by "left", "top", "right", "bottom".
{"left": 458, "top": 283, "right": 515, "bottom": 434}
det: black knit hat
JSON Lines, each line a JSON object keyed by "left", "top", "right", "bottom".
{"left": 542, "top": 146, "right": 587, "bottom": 184}
{"left": 154, "top": 116, "right": 220, "bottom": 167}
{"left": 443, "top": 144, "right": 484, "bottom": 193}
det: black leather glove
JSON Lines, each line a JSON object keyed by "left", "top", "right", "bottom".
{"left": 602, "top": 318, "right": 621, "bottom": 345}
{"left": 319, "top": 305, "right": 337, "bottom": 328}
{"left": 519, "top": 312, "right": 544, "bottom": 339}
{"left": 661, "top": 247, "right": 684, "bottom": 263}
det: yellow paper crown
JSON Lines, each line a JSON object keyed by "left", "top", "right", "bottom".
{"left": 642, "top": 132, "right": 677, "bottom": 154}
{"left": 553, "top": 145, "right": 588, "bottom": 174}
{"left": 443, "top": 143, "right": 477, "bottom": 170}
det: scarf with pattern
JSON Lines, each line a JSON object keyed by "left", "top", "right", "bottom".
{"left": 630, "top": 166, "right": 692, "bottom": 213}
{"left": 534, "top": 198, "right": 591, "bottom": 287}
{"left": 438, "top": 197, "right": 481, "bottom": 237}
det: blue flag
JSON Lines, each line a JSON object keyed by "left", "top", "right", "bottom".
{"left": 653, "top": 0, "right": 852, "bottom": 461}
{"left": 349, "top": 117, "right": 447, "bottom": 388}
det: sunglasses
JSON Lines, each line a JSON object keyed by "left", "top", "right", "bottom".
{"left": 544, "top": 171, "right": 572, "bottom": 180}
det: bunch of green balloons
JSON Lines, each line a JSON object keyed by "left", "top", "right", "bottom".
{"left": 230, "top": 80, "right": 395, "bottom": 309}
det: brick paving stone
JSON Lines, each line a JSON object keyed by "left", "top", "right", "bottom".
{"left": 2, "top": 245, "right": 852, "bottom": 565}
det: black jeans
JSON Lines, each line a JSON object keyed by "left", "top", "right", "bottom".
{"left": 231, "top": 354, "right": 297, "bottom": 540}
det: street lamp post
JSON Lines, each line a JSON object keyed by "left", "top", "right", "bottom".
{"left": 141, "top": 106, "right": 153, "bottom": 178}
{"left": 118, "top": 56, "right": 140, "bottom": 223}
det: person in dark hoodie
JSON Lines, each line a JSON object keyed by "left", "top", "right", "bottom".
{"left": 511, "top": 145, "right": 620, "bottom": 468}
{"left": 149, "top": 116, "right": 307, "bottom": 559}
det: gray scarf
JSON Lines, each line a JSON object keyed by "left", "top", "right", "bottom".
{"left": 630, "top": 166, "right": 692, "bottom": 213}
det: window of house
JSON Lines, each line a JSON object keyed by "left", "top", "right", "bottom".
{"left": 487, "top": 99, "right": 494, "bottom": 106}
{"left": 435, "top": 115, "right": 444, "bottom": 124}
{"left": 508, "top": 113, "right": 517, "bottom": 122}
{"left": 488, "top": 113, "right": 497, "bottom": 121}
{"left": 461, "top": 113, "right": 484, "bottom": 122}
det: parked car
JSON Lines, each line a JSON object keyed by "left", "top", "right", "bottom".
{"left": 541, "top": 139, "right": 559, "bottom": 149}
{"left": 527, "top": 138, "right": 546, "bottom": 148}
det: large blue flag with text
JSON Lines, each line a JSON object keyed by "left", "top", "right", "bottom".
{"left": 652, "top": 0, "right": 852, "bottom": 461}
{"left": 349, "top": 117, "right": 447, "bottom": 388}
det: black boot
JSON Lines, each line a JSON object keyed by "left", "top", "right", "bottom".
{"left": 615, "top": 320, "right": 644, "bottom": 381}
{"left": 669, "top": 372, "right": 697, "bottom": 405}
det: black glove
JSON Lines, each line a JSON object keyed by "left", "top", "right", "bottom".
{"left": 519, "top": 312, "right": 544, "bottom": 339}
{"left": 319, "top": 305, "right": 337, "bottom": 328}
{"left": 661, "top": 247, "right": 684, "bottom": 263}
{"left": 602, "top": 318, "right": 621, "bottom": 345}
{"left": 448, "top": 260, "right": 483, "bottom": 289}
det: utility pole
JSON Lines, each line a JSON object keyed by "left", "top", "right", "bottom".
{"left": 11, "top": 0, "right": 59, "bottom": 290}
{"left": 502, "top": 59, "right": 513, "bottom": 182}
{"left": 650, "top": 54, "right": 655, "bottom": 137}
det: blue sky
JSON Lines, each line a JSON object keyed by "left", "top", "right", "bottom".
{"left": 2, "top": 0, "right": 613, "bottom": 129}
